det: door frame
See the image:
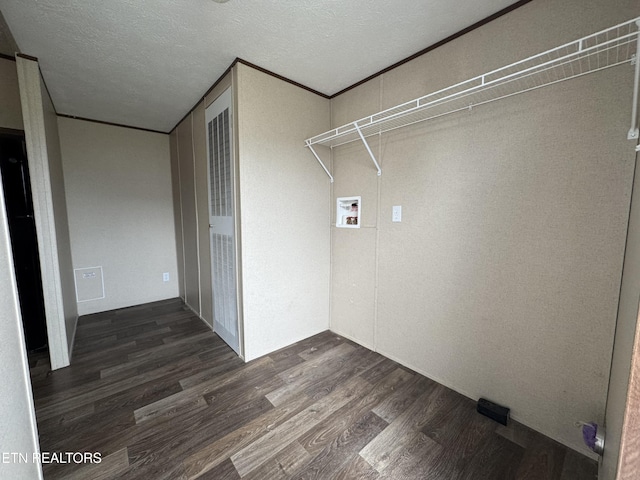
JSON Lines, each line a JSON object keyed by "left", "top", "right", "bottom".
{"left": 0, "top": 128, "right": 48, "bottom": 351}
{"left": 16, "top": 55, "right": 75, "bottom": 369}
{"left": 616, "top": 314, "right": 640, "bottom": 479}
{"left": 205, "top": 87, "right": 243, "bottom": 356}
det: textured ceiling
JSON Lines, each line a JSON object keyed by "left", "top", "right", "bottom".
{"left": 0, "top": 0, "right": 519, "bottom": 132}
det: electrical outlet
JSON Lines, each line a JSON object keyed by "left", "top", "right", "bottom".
{"left": 163, "top": 272, "right": 170, "bottom": 282}
{"left": 392, "top": 205, "right": 402, "bottom": 222}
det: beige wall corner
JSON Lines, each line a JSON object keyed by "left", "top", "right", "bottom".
{"left": 170, "top": 129, "right": 185, "bottom": 300}
{"left": 176, "top": 114, "right": 201, "bottom": 314}
{"left": 57, "top": 117, "right": 178, "bottom": 316}
{"left": 16, "top": 55, "right": 76, "bottom": 369}
{"left": 0, "top": 57, "right": 23, "bottom": 130}
{"left": 232, "top": 65, "right": 245, "bottom": 359}
{"left": 205, "top": 72, "right": 232, "bottom": 109}
{"left": 237, "top": 63, "right": 331, "bottom": 361}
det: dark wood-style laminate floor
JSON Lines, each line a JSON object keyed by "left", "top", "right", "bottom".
{"left": 29, "top": 298, "right": 598, "bottom": 479}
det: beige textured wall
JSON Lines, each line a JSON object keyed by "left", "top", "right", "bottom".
{"left": 331, "top": 77, "right": 381, "bottom": 348}
{"left": 0, "top": 177, "right": 43, "bottom": 480}
{"left": 176, "top": 114, "right": 201, "bottom": 314}
{"left": 0, "top": 57, "right": 22, "bottom": 130}
{"left": 237, "top": 63, "right": 331, "bottom": 361}
{"left": 40, "top": 80, "right": 77, "bottom": 354}
{"left": 58, "top": 117, "right": 178, "bottom": 316}
{"left": 329, "top": 0, "right": 639, "bottom": 456}
{"left": 205, "top": 74, "right": 232, "bottom": 109}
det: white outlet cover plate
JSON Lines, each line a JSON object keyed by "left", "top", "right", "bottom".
{"left": 392, "top": 205, "right": 402, "bottom": 222}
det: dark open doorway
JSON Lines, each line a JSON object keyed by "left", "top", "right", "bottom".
{"left": 0, "top": 131, "right": 48, "bottom": 352}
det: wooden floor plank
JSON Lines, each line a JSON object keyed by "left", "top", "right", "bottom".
{"left": 359, "top": 384, "right": 446, "bottom": 471}
{"left": 194, "top": 458, "right": 241, "bottom": 480}
{"left": 61, "top": 447, "right": 130, "bottom": 480}
{"left": 297, "top": 368, "right": 410, "bottom": 457}
{"left": 134, "top": 394, "right": 208, "bottom": 424}
{"left": 134, "top": 356, "right": 275, "bottom": 423}
{"left": 179, "top": 354, "right": 272, "bottom": 391}
{"left": 461, "top": 432, "right": 525, "bottom": 480}
{"left": 357, "top": 357, "right": 401, "bottom": 385}
{"left": 372, "top": 374, "right": 436, "bottom": 423}
{"left": 560, "top": 448, "right": 598, "bottom": 480}
{"left": 241, "top": 441, "right": 312, "bottom": 480}
{"left": 39, "top": 407, "right": 136, "bottom": 455}
{"left": 266, "top": 343, "right": 356, "bottom": 406}
{"left": 304, "top": 348, "right": 385, "bottom": 402}
{"left": 298, "top": 334, "right": 348, "bottom": 361}
{"left": 377, "top": 430, "right": 442, "bottom": 479}
{"left": 126, "top": 396, "right": 276, "bottom": 480}
{"left": 182, "top": 393, "right": 312, "bottom": 479}
{"left": 36, "top": 352, "right": 208, "bottom": 420}
{"left": 267, "top": 331, "right": 339, "bottom": 363}
{"left": 35, "top": 401, "right": 96, "bottom": 434}
{"left": 230, "top": 376, "right": 370, "bottom": 477}
{"left": 292, "top": 410, "right": 388, "bottom": 480}
{"left": 335, "top": 455, "right": 380, "bottom": 480}
{"left": 515, "top": 435, "right": 566, "bottom": 480}
{"left": 28, "top": 298, "right": 598, "bottom": 480}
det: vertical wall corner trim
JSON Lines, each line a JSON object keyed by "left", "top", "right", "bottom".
{"left": 15, "top": 55, "right": 70, "bottom": 370}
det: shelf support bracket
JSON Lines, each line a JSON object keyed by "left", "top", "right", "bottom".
{"left": 354, "top": 123, "right": 382, "bottom": 176}
{"left": 628, "top": 20, "right": 640, "bottom": 141}
{"left": 306, "top": 141, "right": 334, "bottom": 183}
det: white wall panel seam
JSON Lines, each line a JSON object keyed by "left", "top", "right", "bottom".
{"left": 190, "top": 112, "right": 202, "bottom": 316}
{"left": 373, "top": 75, "right": 383, "bottom": 352}
{"left": 176, "top": 127, "right": 187, "bottom": 301}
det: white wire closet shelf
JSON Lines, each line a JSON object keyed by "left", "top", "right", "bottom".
{"left": 305, "top": 17, "right": 640, "bottom": 180}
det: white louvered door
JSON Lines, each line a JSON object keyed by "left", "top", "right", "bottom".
{"left": 205, "top": 88, "right": 240, "bottom": 354}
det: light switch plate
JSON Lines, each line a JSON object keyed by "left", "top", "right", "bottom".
{"left": 392, "top": 205, "right": 402, "bottom": 222}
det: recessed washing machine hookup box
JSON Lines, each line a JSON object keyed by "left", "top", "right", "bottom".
{"left": 336, "top": 196, "right": 361, "bottom": 228}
